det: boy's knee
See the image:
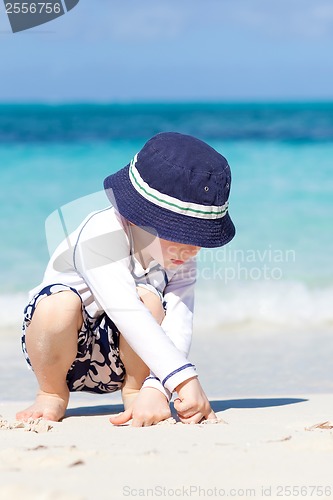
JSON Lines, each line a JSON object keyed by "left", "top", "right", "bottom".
{"left": 30, "top": 291, "right": 83, "bottom": 332}
{"left": 137, "top": 286, "right": 165, "bottom": 325}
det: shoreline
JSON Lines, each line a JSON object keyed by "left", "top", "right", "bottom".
{"left": 2, "top": 323, "right": 333, "bottom": 498}
{"left": 1, "top": 325, "right": 333, "bottom": 403}
{"left": 1, "top": 394, "right": 333, "bottom": 500}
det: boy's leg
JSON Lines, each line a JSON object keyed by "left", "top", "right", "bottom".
{"left": 119, "top": 287, "right": 165, "bottom": 409}
{"left": 16, "top": 291, "right": 82, "bottom": 422}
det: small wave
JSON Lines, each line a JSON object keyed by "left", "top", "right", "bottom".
{"left": 1, "top": 281, "right": 332, "bottom": 332}
{"left": 0, "top": 293, "right": 28, "bottom": 329}
{"left": 195, "top": 281, "right": 333, "bottom": 331}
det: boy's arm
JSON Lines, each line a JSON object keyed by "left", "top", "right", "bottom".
{"left": 105, "top": 255, "right": 216, "bottom": 426}
{"left": 73, "top": 217, "right": 197, "bottom": 395}
{"left": 138, "top": 258, "right": 217, "bottom": 424}
{"left": 141, "top": 257, "right": 197, "bottom": 399}
{"left": 161, "top": 256, "right": 196, "bottom": 357}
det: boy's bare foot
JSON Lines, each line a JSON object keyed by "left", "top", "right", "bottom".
{"left": 16, "top": 389, "right": 69, "bottom": 422}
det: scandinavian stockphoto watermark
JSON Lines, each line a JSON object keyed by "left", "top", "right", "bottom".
{"left": 194, "top": 245, "right": 296, "bottom": 283}
{"left": 2, "top": 0, "right": 79, "bottom": 33}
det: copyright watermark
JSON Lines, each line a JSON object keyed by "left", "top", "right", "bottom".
{"left": 2, "top": 0, "right": 79, "bottom": 33}
{"left": 122, "top": 485, "right": 256, "bottom": 497}
{"left": 122, "top": 484, "right": 333, "bottom": 497}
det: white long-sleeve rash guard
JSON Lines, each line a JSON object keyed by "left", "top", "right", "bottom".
{"left": 29, "top": 206, "right": 198, "bottom": 399}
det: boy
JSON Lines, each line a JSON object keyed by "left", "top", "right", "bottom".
{"left": 17, "top": 132, "right": 235, "bottom": 426}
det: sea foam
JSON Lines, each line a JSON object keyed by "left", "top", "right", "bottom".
{"left": 195, "top": 280, "right": 333, "bottom": 332}
{"left": 1, "top": 281, "right": 332, "bottom": 332}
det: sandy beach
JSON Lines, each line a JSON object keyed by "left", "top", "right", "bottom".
{"left": 1, "top": 324, "right": 333, "bottom": 500}
{"left": 1, "top": 394, "right": 333, "bottom": 500}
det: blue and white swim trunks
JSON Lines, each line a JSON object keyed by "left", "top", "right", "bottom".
{"left": 21, "top": 284, "right": 126, "bottom": 394}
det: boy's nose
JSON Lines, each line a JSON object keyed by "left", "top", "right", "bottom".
{"left": 188, "top": 245, "right": 201, "bottom": 254}
{"left": 180, "top": 246, "right": 201, "bottom": 259}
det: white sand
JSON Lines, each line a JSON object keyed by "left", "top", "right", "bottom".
{"left": 0, "top": 394, "right": 333, "bottom": 500}
{"left": 1, "top": 324, "right": 333, "bottom": 499}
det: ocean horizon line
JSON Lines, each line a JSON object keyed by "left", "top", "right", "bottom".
{"left": 1, "top": 101, "right": 333, "bottom": 143}
{"left": 1, "top": 100, "right": 333, "bottom": 107}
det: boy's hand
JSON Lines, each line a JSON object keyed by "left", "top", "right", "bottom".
{"left": 174, "top": 377, "right": 216, "bottom": 424}
{"left": 109, "top": 387, "right": 171, "bottom": 427}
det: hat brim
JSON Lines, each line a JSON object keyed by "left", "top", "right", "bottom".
{"left": 104, "top": 165, "right": 235, "bottom": 248}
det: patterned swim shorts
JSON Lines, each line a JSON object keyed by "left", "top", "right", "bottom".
{"left": 21, "top": 284, "right": 126, "bottom": 394}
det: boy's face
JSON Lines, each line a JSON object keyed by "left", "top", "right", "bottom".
{"left": 149, "top": 237, "right": 201, "bottom": 269}
{"left": 129, "top": 223, "right": 200, "bottom": 269}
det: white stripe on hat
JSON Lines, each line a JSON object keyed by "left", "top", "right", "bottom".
{"left": 129, "top": 154, "right": 229, "bottom": 220}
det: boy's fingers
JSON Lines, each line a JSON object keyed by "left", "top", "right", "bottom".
{"left": 178, "top": 409, "right": 217, "bottom": 425}
{"left": 206, "top": 409, "right": 217, "bottom": 420}
{"left": 174, "top": 398, "right": 217, "bottom": 423}
{"left": 175, "top": 398, "right": 210, "bottom": 419}
{"left": 173, "top": 398, "right": 194, "bottom": 417}
{"left": 131, "top": 417, "right": 148, "bottom": 427}
{"left": 178, "top": 413, "right": 204, "bottom": 424}
{"left": 109, "top": 409, "right": 132, "bottom": 425}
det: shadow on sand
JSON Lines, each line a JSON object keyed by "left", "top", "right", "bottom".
{"left": 210, "top": 397, "right": 307, "bottom": 413}
{"left": 65, "top": 397, "right": 307, "bottom": 419}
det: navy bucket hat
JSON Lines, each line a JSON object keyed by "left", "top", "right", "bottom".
{"left": 103, "top": 132, "right": 235, "bottom": 248}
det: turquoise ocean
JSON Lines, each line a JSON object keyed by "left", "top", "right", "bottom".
{"left": 0, "top": 102, "right": 333, "bottom": 335}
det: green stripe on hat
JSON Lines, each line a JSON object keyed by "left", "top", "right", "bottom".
{"left": 129, "top": 154, "right": 228, "bottom": 220}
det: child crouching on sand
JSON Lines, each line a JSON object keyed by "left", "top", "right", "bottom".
{"left": 17, "top": 132, "right": 235, "bottom": 427}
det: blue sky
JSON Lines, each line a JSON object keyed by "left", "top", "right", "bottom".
{"left": 0, "top": 0, "right": 333, "bottom": 101}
